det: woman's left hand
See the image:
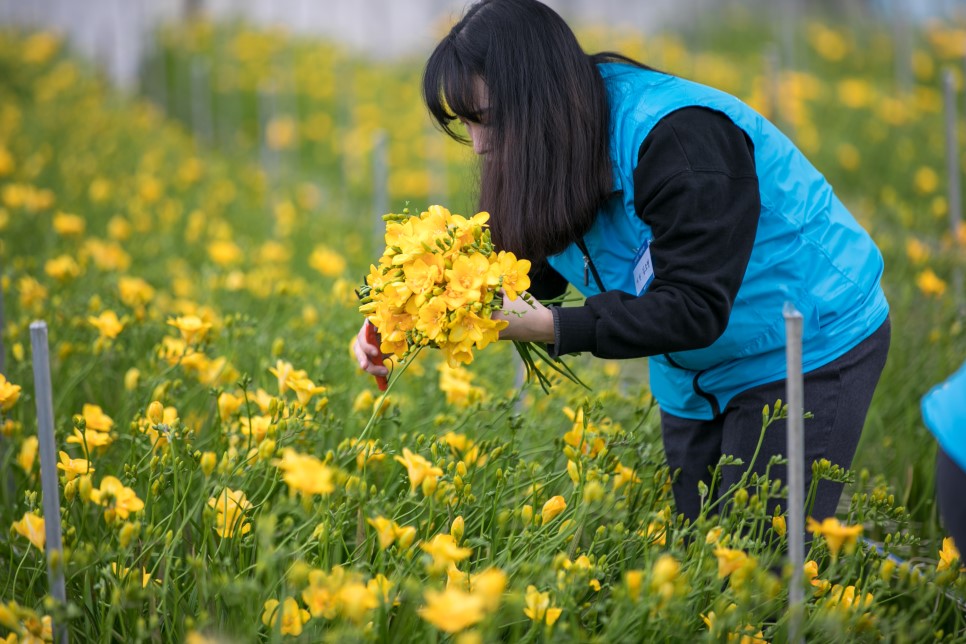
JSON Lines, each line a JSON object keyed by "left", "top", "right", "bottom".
{"left": 492, "top": 292, "right": 555, "bottom": 343}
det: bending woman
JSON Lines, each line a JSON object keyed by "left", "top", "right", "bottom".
{"left": 353, "top": 0, "right": 891, "bottom": 523}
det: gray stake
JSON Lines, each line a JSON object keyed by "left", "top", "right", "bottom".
{"left": 943, "top": 68, "right": 963, "bottom": 305}
{"left": 29, "top": 321, "right": 68, "bottom": 644}
{"left": 783, "top": 303, "right": 805, "bottom": 644}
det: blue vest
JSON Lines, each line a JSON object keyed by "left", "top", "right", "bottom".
{"left": 922, "top": 361, "right": 966, "bottom": 472}
{"left": 547, "top": 64, "right": 890, "bottom": 420}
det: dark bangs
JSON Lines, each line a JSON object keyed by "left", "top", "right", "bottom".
{"left": 423, "top": 20, "right": 488, "bottom": 145}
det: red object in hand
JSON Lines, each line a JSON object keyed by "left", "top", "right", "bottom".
{"left": 364, "top": 322, "right": 389, "bottom": 391}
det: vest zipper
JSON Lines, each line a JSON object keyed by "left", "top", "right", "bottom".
{"left": 663, "top": 353, "right": 721, "bottom": 418}
{"left": 575, "top": 238, "right": 606, "bottom": 292}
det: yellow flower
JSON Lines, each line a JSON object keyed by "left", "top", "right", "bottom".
{"left": 12, "top": 512, "right": 45, "bottom": 551}
{"left": 489, "top": 251, "right": 531, "bottom": 300}
{"left": 914, "top": 166, "right": 939, "bottom": 194}
{"left": 53, "top": 211, "right": 85, "bottom": 236}
{"left": 112, "top": 563, "right": 159, "bottom": 588}
{"left": 523, "top": 585, "right": 562, "bottom": 626}
{"left": 265, "top": 116, "right": 297, "bottom": 150}
{"left": 806, "top": 517, "right": 863, "bottom": 560}
{"left": 625, "top": 570, "right": 644, "bottom": 601}
{"left": 217, "top": 392, "right": 244, "bottom": 421}
{"left": 67, "top": 427, "right": 114, "bottom": 450}
{"left": 288, "top": 376, "right": 327, "bottom": 407}
{"left": 261, "top": 597, "right": 310, "bottom": 636}
{"left": 268, "top": 359, "right": 306, "bottom": 395}
{"left": 88, "top": 310, "right": 124, "bottom": 340}
{"left": 77, "top": 404, "right": 111, "bottom": 433}
{"left": 57, "top": 450, "right": 93, "bottom": 481}
{"left": 714, "top": 547, "right": 750, "bottom": 579}
{"left": 824, "top": 584, "right": 874, "bottom": 611}
{"left": 309, "top": 245, "right": 347, "bottom": 277}
{"left": 207, "top": 240, "right": 243, "bottom": 267}
{"left": 937, "top": 537, "right": 960, "bottom": 572}
{"left": 118, "top": 276, "right": 155, "bottom": 309}
{"left": 804, "top": 560, "right": 831, "bottom": 595}
{"left": 273, "top": 448, "right": 335, "bottom": 497}
{"left": 44, "top": 254, "right": 81, "bottom": 281}
{"left": 89, "top": 476, "right": 144, "bottom": 522}
{"left": 772, "top": 515, "right": 787, "bottom": 537}
{"left": 613, "top": 462, "right": 641, "bottom": 490}
{"left": 0, "top": 374, "right": 21, "bottom": 411}
{"left": 167, "top": 315, "right": 212, "bottom": 345}
{"left": 208, "top": 488, "right": 253, "bottom": 538}
{"left": 421, "top": 533, "right": 473, "bottom": 573}
{"left": 916, "top": 269, "right": 947, "bottom": 298}
{"left": 541, "top": 495, "right": 567, "bottom": 524}
{"left": 17, "top": 436, "right": 37, "bottom": 474}
{"left": 395, "top": 448, "right": 444, "bottom": 494}
{"left": 418, "top": 588, "right": 486, "bottom": 633}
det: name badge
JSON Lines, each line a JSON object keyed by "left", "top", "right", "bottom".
{"left": 632, "top": 240, "right": 654, "bottom": 295}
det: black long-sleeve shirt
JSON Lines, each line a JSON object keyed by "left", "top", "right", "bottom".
{"left": 542, "top": 106, "right": 761, "bottom": 359}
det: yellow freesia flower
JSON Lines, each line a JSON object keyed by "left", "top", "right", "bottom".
{"left": 541, "top": 495, "right": 567, "bottom": 524}
{"left": 89, "top": 476, "right": 144, "bottom": 522}
{"left": 420, "top": 533, "right": 472, "bottom": 573}
{"left": 208, "top": 488, "right": 252, "bottom": 538}
{"left": 57, "top": 450, "right": 94, "bottom": 481}
{"left": 82, "top": 403, "right": 114, "bottom": 432}
{"left": 806, "top": 517, "right": 863, "bottom": 560}
{"left": 273, "top": 448, "right": 335, "bottom": 497}
{"left": 167, "top": 315, "right": 212, "bottom": 345}
{"left": 12, "top": 511, "right": 45, "bottom": 551}
{"left": 395, "top": 448, "right": 443, "bottom": 494}
{"left": 418, "top": 588, "right": 486, "bottom": 633}
{"left": 0, "top": 374, "right": 21, "bottom": 411}
{"left": 261, "top": 597, "right": 310, "bottom": 636}
{"left": 523, "top": 585, "right": 562, "bottom": 626}
{"left": 88, "top": 310, "right": 124, "bottom": 340}
{"left": 937, "top": 537, "right": 960, "bottom": 572}
{"left": 17, "top": 436, "right": 37, "bottom": 474}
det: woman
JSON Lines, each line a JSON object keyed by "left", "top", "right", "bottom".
{"left": 921, "top": 362, "right": 966, "bottom": 548}
{"left": 353, "top": 0, "right": 891, "bottom": 523}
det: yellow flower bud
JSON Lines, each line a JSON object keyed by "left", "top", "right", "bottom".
{"left": 521, "top": 505, "right": 533, "bottom": 526}
{"left": 567, "top": 460, "right": 580, "bottom": 485}
{"left": 200, "top": 452, "right": 217, "bottom": 477}
{"left": 541, "top": 495, "right": 567, "bottom": 524}
{"left": 451, "top": 516, "right": 465, "bottom": 543}
{"left": 147, "top": 401, "right": 164, "bottom": 425}
{"left": 78, "top": 475, "right": 93, "bottom": 502}
{"left": 582, "top": 480, "right": 605, "bottom": 504}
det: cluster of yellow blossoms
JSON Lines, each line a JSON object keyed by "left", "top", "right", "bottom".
{"left": 359, "top": 205, "right": 531, "bottom": 367}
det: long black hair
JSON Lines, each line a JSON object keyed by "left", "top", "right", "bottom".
{"left": 423, "top": 0, "right": 646, "bottom": 264}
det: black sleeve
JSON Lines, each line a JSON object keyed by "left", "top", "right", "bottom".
{"left": 551, "top": 106, "right": 760, "bottom": 359}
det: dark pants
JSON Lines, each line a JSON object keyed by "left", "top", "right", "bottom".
{"left": 660, "top": 318, "right": 891, "bottom": 523}
{"left": 937, "top": 448, "right": 966, "bottom": 549}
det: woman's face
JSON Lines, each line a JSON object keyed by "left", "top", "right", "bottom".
{"left": 458, "top": 76, "right": 490, "bottom": 155}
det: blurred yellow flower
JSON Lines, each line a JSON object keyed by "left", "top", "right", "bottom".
{"left": 913, "top": 166, "right": 939, "bottom": 195}
{"left": 208, "top": 488, "right": 252, "bottom": 538}
{"left": 118, "top": 276, "right": 155, "bottom": 309}
{"left": 88, "top": 310, "right": 124, "bottom": 340}
{"left": 613, "top": 462, "right": 641, "bottom": 490}
{"left": 418, "top": 588, "right": 486, "bottom": 633}
{"left": 17, "top": 436, "right": 37, "bottom": 474}
{"left": 806, "top": 517, "right": 863, "bottom": 559}
{"left": 207, "top": 240, "right": 243, "bottom": 267}
{"left": 44, "top": 254, "right": 81, "bottom": 281}
{"left": 421, "top": 533, "right": 472, "bottom": 573}
{"left": 261, "top": 597, "right": 310, "bottom": 636}
{"left": 167, "top": 315, "right": 212, "bottom": 345}
{"left": 111, "top": 563, "right": 159, "bottom": 588}
{"left": 523, "top": 585, "right": 562, "bottom": 626}
{"left": 0, "top": 146, "right": 12, "bottom": 176}
{"left": 266, "top": 116, "right": 297, "bottom": 150}
{"left": 308, "top": 245, "right": 347, "bottom": 277}
{"left": 217, "top": 392, "right": 244, "bottom": 421}
{"left": 90, "top": 476, "right": 144, "bottom": 522}
{"left": 82, "top": 403, "right": 114, "bottom": 432}
{"left": 541, "top": 495, "right": 567, "bottom": 524}
{"left": 273, "top": 448, "right": 335, "bottom": 497}
{"left": 0, "top": 374, "right": 22, "bottom": 411}
{"left": 22, "top": 32, "right": 60, "bottom": 64}
{"left": 52, "top": 211, "right": 85, "bottom": 236}
{"left": 714, "top": 547, "right": 749, "bottom": 579}
{"left": 12, "top": 511, "right": 45, "bottom": 551}
{"left": 67, "top": 427, "right": 114, "bottom": 450}
{"left": 395, "top": 448, "right": 443, "bottom": 494}
{"left": 916, "top": 269, "right": 947, "bottom": 298}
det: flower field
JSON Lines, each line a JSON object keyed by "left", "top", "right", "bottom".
{"left": 1, "top": 12, "right": 966, "bottom": 643}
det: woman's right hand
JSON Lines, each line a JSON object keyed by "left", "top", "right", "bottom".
{"left": 352, "top": 322, "right": 390, "bottom": 378}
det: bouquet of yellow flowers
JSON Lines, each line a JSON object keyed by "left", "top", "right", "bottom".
{"left": 358, "top": 205, "right": 582, "bottom": 392}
